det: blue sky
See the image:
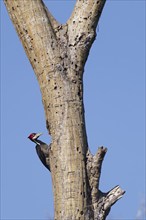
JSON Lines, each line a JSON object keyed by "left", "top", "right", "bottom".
{"left": 1, "top": 1, "right": 145, "bottom": 219}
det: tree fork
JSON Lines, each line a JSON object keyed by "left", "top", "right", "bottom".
{"left": 4, "top": 0, "right": 125, "bottom": 219}
{"left": 86, "top": 148, "right": 125, "bottom": 219}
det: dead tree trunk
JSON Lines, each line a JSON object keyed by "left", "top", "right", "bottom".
{"left": 4, "top": 0, "right": 125, "bottom": 219}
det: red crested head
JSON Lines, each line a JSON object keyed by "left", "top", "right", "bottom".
{"left": 28, "top": 133, "right": 42, "bottom": 141}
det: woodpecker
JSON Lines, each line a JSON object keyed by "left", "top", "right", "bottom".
{"left": 28, "top": 133, "right": 50, "bottom": 171}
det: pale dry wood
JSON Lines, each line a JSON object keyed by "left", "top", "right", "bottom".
{"left": 4, "top": 0, "right": 125, "bottom": 219}
{"left": 86, "top": 148, "right": 125, "bottom": 220}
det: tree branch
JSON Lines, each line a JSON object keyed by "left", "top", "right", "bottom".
{"left": 68, "top": 0, "right": 106, "bottom": 29}
{"left": 86, "top": 147, "right": 107, "bottom": 204}
{"left": 86, "top": 147, "right": 125, "bottom": 219}
{"left": 95, "top": 186, "right": 125, "bottom": 220}
{"left": 67, "top": 0, "right": 106, "bottom": 63}
{"left": 41, "top": 0, "right": 60, "bottom": 30}
{"left": 3, "top": 0, "right": 60, "bottom": 78}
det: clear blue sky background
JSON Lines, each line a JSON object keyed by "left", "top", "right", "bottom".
{"left": 1, "top": 1, "right": 145, "bottom": 220}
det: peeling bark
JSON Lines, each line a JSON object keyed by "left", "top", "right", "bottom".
{"left": 4, "top": 0, "right": 125, "bottom": 219}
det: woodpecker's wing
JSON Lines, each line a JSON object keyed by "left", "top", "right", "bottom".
{"left": 35, "top": 145, "right": 50, "bottom": 171}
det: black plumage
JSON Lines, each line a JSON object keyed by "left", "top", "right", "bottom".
{"left": 35, "top": 140, "right": 50, "bottom": 171}
{"left": 28, "top": 133, "right": 50, "bottom": 171}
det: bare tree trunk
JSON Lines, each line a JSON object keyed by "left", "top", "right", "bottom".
{"left": 4, "top": 0, "right": 125, "bottom": 219}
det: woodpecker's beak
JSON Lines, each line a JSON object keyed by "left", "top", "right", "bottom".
{"left": 32, "top": 133, "right": 43, "bottom": 140}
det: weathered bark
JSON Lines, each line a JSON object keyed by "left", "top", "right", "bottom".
{"left": 4, "top": 0, "right": 125, "bottom": 219}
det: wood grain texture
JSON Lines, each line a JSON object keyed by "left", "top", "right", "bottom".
{"left": 4, "top": 1, "right": 125, "bottom": 219}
